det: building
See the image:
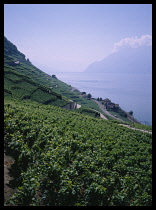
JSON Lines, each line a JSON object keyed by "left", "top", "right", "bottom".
{"left": 14, "top": 61, "right": 20, "bottom": 65}
{"left": 103, "top": 98, "right": 120, "bottom": 111}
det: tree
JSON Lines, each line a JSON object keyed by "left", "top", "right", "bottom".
{"left": 129, "top": 111, "right": 133, "bottom": 116}
{"left": 87, "top": 93, "right": 92, "bottom": 99}
{"left": 52, "top": 75, "right": 57, "bottom": 79}
{"left": 27, "top": 58, "right": 31, "bottom": 63}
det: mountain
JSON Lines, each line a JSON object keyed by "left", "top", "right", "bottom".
{"left": 4, "top": 36, "right": 57, "bottom": 86}
{"left": 4, "top": 37, "right": 103, "bottom": 114}
{"left": 84, "top": 46, "right": 152, "bottom": 74}
{"left": 4, "top": 36, "right": 70, "bottom": 106}
{"left": 4, "top": 36, "right": 26, "bottom": 62}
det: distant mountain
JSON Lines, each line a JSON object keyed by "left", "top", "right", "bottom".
{"left": 84, "top": 46, "right": 152, "bottom": 74}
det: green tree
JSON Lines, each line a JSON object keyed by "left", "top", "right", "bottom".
{"left": 52, "top": 75, "right": 57, "bottom": 79}
{"left": 87, "top": 93, "right": 92, "bottom": 99}
{"left": 27, "top": 58, "right": 31, "bottom": 63}
{"left": 129, "top": 111, "right": 133, "bottom": 116}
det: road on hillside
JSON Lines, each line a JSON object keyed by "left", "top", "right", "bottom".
{"left": 92, "top": 99, "right": 152, "bottom": 134}
{"left": 92, "top": 99, "right": 125, "bottom": 123}
{"left": 118, "top": 124, "right": 152, "bottom": 134}
{"left": 89, "top": 108, "right": 108, "bottom": 120}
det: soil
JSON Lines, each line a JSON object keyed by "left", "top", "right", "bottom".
{"left": 4, "top": 151, "right": 16, "bottom": 205}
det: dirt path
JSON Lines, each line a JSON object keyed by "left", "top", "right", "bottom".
{"left": 89, "top": 107, "right": 107, "bottom": 120}
{"left": 99, "top": 113, "right": 108, "bottom": 120}
{"left": 4, "top": 151, "right": 16, "bottom": 204}
{"left": 118, "top": 124, "right": 152, "bottom": 134}
{"left": 92, "top": 99, "right": 125, "bottom": 122}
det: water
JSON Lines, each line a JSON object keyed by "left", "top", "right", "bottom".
{"left": 57, "top": 72, "right": 152, "bottom": 125}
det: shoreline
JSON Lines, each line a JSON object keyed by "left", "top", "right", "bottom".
{"left": 57, "top": 72, "right": 151, "bottom": 126}
{"left": 70, "top": 86, "right": 141, "bottom": 125}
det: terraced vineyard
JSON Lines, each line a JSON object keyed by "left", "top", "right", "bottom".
{"left": 4, "top": 36, "right": 152, "bottom": 206}
{"left": 4, "top": 36, "right": 109, "bottom": 115}
{"left": 4, "top": 66, "right": 68, "bottom": 107}
{"left": 4, "top": 98, "right": 152, "bottom": 206}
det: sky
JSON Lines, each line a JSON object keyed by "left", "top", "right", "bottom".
{"left": 4, "top": 4, "right": 152, "bottom": 73}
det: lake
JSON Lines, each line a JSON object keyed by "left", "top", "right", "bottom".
{"left": 57, "top": 72, "right": 152, "bottom": 125}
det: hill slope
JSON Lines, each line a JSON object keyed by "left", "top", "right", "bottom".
{"left": 4, "top": 37, "right": 71, "bottom": 106}
{"left": 4, "top": 66, "right": 69, "bottom": 106}
{"left": 4, "top": 37, "right": 152, "bottom": 206}
{"left": 4, "top": 36, "right": 82, "bottom": 96}
{"left": 84, "top": 46, "right": 152, "bottom": 74}
{"left": 4, "top": 36, "right": 103, "bottom": 113}
{"left": 4, "top": 98, "right": 152, "bottom": 206}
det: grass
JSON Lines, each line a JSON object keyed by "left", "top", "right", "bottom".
{"left": 131, "top": 123, "right": 152, "bottom": 131}
{"left": 108, "top": 110, "right": 132, "bottom": 123}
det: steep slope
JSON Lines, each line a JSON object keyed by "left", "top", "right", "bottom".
{"left": 4, "top": 36, "right": 104, "bottom": 113}
{"left": 4, "top": 66, "right": 69, "bottom": 106}
{"left": 4, "top": 98, "right": 152, "bottom": 206}
{"left": 4, "top": 36, "right": 71, "bottom": 90}
{"left": 4, "top": 37, "right": 26, "bottom": 63}
{"left": 4, "top": 37, "right": 69, "bottom": 107}
{"left": 84, "top": 46, "right": 152, "bottom": 74}
{"left": 4, "top": 37, "right": 152, "bottom": 206}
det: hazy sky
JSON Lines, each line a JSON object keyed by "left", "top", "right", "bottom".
{"left": 4, "top": 4, "right": 152, "bottom": 73}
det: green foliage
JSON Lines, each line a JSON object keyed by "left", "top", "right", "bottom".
{"left": 107, "top": 107, "right": 127, "bottom": 118}
{"left": 72, "top": 107, "right": 100, "bottom": 118}
{"left": 4, "top": 66, "right": 68, "bottom": 107}
{"left": 87, "top": 93, "right": 92, "bottom": 99}
{"left": 52, "top": 75, "right": 57, "bottom": 79}
{"left": 4, "top": 37, "right": 152, "bottom": 206}
{"left": 132, "top": 123, "right": 152, "bottom": 131}
{"left": 129, "top": 111, "right": 133, "bottom": 116}
{"left": 4, "top": 36, "right": 104, "bottom": 115}
{"left": 108, "top": 110, "right": 131, "bottom": 123}
{"left": 4, "top": 98, "right": 152, "bottom": 206}
{"left": 4, "top": 37, "right": 25, "bottom": 61}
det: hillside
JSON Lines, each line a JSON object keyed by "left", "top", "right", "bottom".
{"left": 4, "top": 36, "right": 57, "bottom": 85}
{"left": 4, "top": 37, "right": 70, "bottom": 107}
{"left": 4, "top": 98, "right": 152, "bottom": 206}
{"left": 4, "top": 66, "right": 69, "bottom": 106}
{"left": 4, "top": 37, "right": 152, "bottom": 206}
{"left": 5, "top": 36, "right": 142, "bottom": 123}
{"left": 84, "top": 46, "right": 152, "bottom": 74}
{"left": 4, "top": 37, "right": 104, "bottom": 114}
